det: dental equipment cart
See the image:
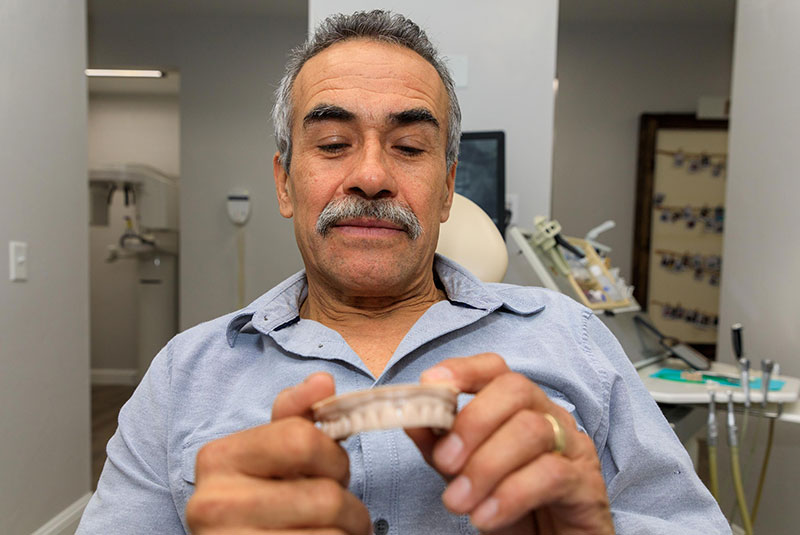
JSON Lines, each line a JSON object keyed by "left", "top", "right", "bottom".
{"left": 510, "top": 217, "right": 800, "bottom": 534}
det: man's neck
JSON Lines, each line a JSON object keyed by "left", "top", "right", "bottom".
{"left": 299, "top": 272, "right": 447, "bottom": 376}
{"left": 301, "top": 278, "right": 444, "bottom": 321}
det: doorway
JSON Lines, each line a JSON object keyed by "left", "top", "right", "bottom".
{"left": 87, "top": 70, "right": 180, "bottom": 486}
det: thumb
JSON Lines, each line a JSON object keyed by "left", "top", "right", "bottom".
{"left": 272, "top": 372, "right": 336, "bottom": 421}
{"left": 406, "top": 364, "right": 461, "bottom": 476}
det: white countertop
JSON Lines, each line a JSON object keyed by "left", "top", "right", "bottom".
{"left": 638, "top": 359, "right": 800, "bottom": 412}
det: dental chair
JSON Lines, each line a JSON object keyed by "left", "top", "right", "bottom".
{"left": 436, "top": 193, "right": 508, "bottom": 283}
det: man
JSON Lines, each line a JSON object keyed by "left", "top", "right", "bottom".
{"left": 78, "top": 10, "right": 729, "bottom": 534}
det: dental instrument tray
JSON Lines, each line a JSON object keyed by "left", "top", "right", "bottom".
{"left": 561, "top": 238, "right": 634, "bottom": 311}
{"left": 638, "top": 360, "right": 800, "bottom": 405}
{"left": 650, "top": 368, "right": 785, "bottom": 390}
{"left": 508, "top": 220, "right": 638, "bottom": 314}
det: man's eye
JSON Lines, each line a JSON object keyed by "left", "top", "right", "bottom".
{"left": 395, "top": 145, "right": 424, "bottom": 156}
{"left": 319, "top": 143, "right": 349, "bottom": 153}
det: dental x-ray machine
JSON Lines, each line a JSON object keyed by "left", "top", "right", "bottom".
{"left": 89, "top": 164, "right": 179, "bottom": 380}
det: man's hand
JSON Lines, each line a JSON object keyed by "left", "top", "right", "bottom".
{"left": 186, "top": 373, "right": 372, "bottom": 534}
{"left": 407, "top": 354, "right": 614, "bottom": 534}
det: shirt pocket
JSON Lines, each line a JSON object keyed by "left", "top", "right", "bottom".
{"left": 180, "top": 431, "right": 240, "bottom": 486}
{"left": 542, "top": 388, "right": 584, "bottom": 433}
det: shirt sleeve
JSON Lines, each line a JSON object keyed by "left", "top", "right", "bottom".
{"left": 583, "top": 312, "right": 731, "bottom": 534}
{"left": 76, "top": 341, "right": 186, "bottom": 534}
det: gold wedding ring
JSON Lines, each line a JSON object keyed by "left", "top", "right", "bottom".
{"left": 544, "top": 413, "right": 567, "bottom": 454}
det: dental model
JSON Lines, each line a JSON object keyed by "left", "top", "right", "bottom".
{"left": 312, "top": 384, "right": 459, "bottom": 440}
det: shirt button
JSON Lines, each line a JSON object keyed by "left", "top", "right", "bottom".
{"left": 373, "top": 518, "right": 389, "bottom": 535}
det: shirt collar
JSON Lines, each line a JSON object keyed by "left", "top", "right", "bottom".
{"left": 226, "top": 254, "right": 545, "bottom": 347}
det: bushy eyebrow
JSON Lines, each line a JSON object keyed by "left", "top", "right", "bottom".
{"left": 302, "top": 104, "right": 440, "bottom": 131}
{"left": 389, "top": 108, "right": 439, "bottom": 129}
{"left": 303, "top": 104, "right": 355, "bottom": 128}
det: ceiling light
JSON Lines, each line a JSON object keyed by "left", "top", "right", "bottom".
{"left": 85, "top": 69, "right": 165, "bottom": 78}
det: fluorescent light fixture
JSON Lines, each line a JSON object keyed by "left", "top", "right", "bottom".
{"left": 85, "top": 69, "right": 164, "bottom": 78}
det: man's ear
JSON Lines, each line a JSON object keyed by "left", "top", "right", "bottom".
{"left": 273, "top": 152, "right": 294, "bottom": 218}
{"left": 439, "top": 161, "right": 457, "bottom": 223}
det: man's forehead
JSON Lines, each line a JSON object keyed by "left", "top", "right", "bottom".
{"left": 291, "top": 39, "right": 448, "bottom": 124}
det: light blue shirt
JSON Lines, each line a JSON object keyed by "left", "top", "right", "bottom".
{"left": 78, "top": 256, "right": 730, "bottom": 534}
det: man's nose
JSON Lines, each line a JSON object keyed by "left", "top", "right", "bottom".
{"left": 342, "top": 138, "right": 397, "bottom": 199}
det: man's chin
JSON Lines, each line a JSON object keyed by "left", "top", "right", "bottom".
{"left": 321, "top": 253, "right": 427, "bottom": 294}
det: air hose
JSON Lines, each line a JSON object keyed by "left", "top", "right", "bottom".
{"left": 727, "top": 392, "right": 753, "bottom": 535}
{"left": 751, "top": 416, "right": 776, "bottom": 524}
{"left": 707, "top": 392, "right": 720, "bottom": 502}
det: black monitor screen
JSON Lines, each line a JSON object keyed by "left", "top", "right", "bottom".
{"left": 455, "top": 131, "right": 506, "bottom": 237}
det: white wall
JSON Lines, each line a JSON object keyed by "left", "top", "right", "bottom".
{"left": 552, "top": 20, "right": 734, "bottom": 280}
{"left": 309, "top": 0, "right": 559, "bottom": 285}
{"left": 0, "top": 1, "right": 91, "bottom": 533}
{"left": 716, "top": 1, "right": 800, "bottom": 533}
{"left": 88, "top": 94, "right": 180, "bottom": 372}
{"left": 89, "top": 13, "right": 309, "bottom": 329}
{"left": 88, "top": 93, "right": 180, "bottom": 176}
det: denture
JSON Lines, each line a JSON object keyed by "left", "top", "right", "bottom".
{"left": 312, "top": 384, "right": 459, "bottom": 440}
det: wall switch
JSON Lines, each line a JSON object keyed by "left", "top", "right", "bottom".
{"left": 9, "top": 241, "right": 28, "bottom": 282}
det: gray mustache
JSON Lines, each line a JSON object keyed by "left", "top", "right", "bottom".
{"left": 315, "top": 197, "right": 423, "bottom": 240}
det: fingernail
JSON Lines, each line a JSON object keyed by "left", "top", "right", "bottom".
{"left": 421, "top": 366, "right": 454, "bottom": 383}
{"left": 433, "top": 432, "right": 463, "bottom": 471}
{"left": 471, "top": 497, "right": 499, "bottom": 527}
{"left": 442, "top": 475, "right": 472, "bottom": 510}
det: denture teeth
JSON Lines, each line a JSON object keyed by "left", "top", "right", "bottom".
{"left": 378, "top": 404, "right": 392, "bottom": 426}
{"left": 312, "top": 384, "right": 458, "bottom": 440}
{"left": 419, "top": 402, "right": 431, "bottom": 420}
{"left": 351, "top": 411, "right": 364, "bottom": 431}
{"left": 365, "top": 408, "right": 380, "bottom": 429}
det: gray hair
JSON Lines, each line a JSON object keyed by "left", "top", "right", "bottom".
{"left": 315, "top": 196, "right": 423, "bottom": 239}
{"left": 272, "top": 10, "right": 462, "bottom": 172}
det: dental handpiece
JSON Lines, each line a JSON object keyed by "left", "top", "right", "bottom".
{"left": 739, "top": 358, "right": 751, "bottom": 408}
{"left": 761, "top": 359, "right": 775, "bottom": 408}
{"left": 732, "top": 324, "right": 751, "bottom": 408}
{"left": 726, "top": 391, "right": 738, "bottom": 448}
{"left": 707, "top": 392, "right": 718, "bottom": 446}
{"left": 732, "top": 323, "right": 743, "bottom": 359}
